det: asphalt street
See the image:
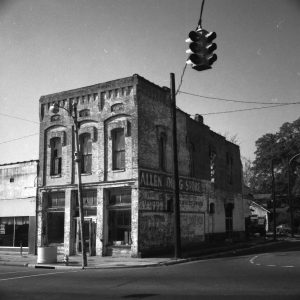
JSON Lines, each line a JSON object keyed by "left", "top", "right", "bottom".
{"left": 0, "top": 244, "right": 300, "bottom": 300}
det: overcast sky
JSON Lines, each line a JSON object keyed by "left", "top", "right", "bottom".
{"left": 0, "top": 0, "right": 299, "bottom": 164}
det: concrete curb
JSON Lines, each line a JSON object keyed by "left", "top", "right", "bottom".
{"left": 0, "top": 261, "right": 29, "bottom": 267}
{"left": 0, "top": 239, "right": 290, "bottom": 270}
{"left": 26, "top": 262, "right": 166, "bottom": 270}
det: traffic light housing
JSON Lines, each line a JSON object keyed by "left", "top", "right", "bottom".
{"left": 186, "top": 29, "right": 217, "bottom": 71}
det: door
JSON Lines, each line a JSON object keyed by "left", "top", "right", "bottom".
{"left": 76, "top": 218, "right": 96, "bottom": 256}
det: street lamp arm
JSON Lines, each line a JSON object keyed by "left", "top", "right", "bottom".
{"left": 49, "top": 102, "right": 75, "bottom": 119}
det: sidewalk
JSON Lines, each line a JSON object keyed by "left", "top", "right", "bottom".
{"left": 0, "top": 237, "right": 299, "bottom": 270}
{"left": 0, "top": 251, "right": 182, "bottom": 270}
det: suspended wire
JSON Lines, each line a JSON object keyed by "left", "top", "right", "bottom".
{"left": 0, "top": 133, "right": 39, "bottom": 145}
{"left": 0, "top": 112, "right": 39, "bottom": 124}
{"left": 176, "top": 0, "right": 206, "bottom": 96}
{"left": 199, "top": 103, "right": 300, "bottom": 116}
{"left": 178, "top": 90, "right": 300, "bottom": 105}
{"left": 175, "top": 63, "right": 187, "bottom": 96}
{"left": 198, "top": 0, "right": 206, "bottom": 29}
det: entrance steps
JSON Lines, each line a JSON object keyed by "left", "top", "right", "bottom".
{"left": 107, "top": 246, "right": 131, "bottom": 257}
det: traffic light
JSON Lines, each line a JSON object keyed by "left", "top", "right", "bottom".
{"left": 186, "top": 28, "right": 217, "bottom": 71}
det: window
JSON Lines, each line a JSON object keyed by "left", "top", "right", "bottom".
{"left": 50, "top": 137, "right": 62, "bottom": 176}
{"left": 109, "top": 189, "right": 131, "bottom": 206}
{"left": 51, "top": 115, "right": 61, "bottom": 122}
{"left": 74, "top": 190, "right": 97, "bottom": 216}
{"left": 112, "top": 128, "right": 125, "bottom": 170}
{"left": 108, "top": 188, "right": 132, "bottom": 246}
{"left": 0, "top": 217, "right": 29, "bottom": 247}
{"left": 159, "top": 133, "right": 166, "bottom": 171}
{"left": 80, "top": 133, "right": 92, "bottom": 173}
{"left": 79, "top": 109, "right": 90, "bottom": 117}
{"left": 48, "top": 192, "right": 65, "bottom": 209}
{"left": 108, "top": 210, "right": 131, "bottom": 246}
{"left": 9, "top": 177, "right": 14, "bottom": 183}
{"left": 47, "top": 192, "right": 65, "bottom": 244}
{"left": 48, "top": 212, "right": 64, "bottom": 244}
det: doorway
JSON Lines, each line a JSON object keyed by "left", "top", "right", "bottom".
{"left": 75, "top": 218, "right": 96, "bottom": 256}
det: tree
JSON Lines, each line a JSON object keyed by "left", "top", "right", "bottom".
{"left": 241, "top": 156, "right": 254, "bottom": 187}
{"left": 251, "top": 117, "right": 300, "bottom": 195}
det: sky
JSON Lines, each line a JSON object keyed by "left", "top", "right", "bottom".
{"left": 0, "top": 0, "right": 299, "bottom": 165}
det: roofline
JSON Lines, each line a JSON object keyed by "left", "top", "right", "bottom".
{"left": 250, "top": 200, "right": 270, "bottom": 213}
{"left": 0, "top": 159, "right": 39, "bottom": 167}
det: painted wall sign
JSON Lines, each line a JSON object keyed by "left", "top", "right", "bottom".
{"left": 139, "top": 170, "right": 204, "bottom": 195}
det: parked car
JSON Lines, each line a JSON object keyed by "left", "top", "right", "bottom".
{"left": 276, "top": 224, "right": 291, "bottom": 236}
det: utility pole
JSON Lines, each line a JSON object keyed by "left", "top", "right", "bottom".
{"left": 49, "top": 102, "right": 87, "bottom": 268}
{"left": 73, "top": 103, "right": 88, "bottom": 268}
{"left": 170, "top": 73, "right": 181, "bottom": 259}
{"left": 271, "top": 159, "right": 276, "bottom": 241}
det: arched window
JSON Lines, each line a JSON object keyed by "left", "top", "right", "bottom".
{"left": 112, "top": 128, "right": 125, "bottom": 170}
{"left": 50, "top": 137, "right": 62, "bottom": 176}
{"left": 159, "top": 133, "right": 167, "bottom": 171}
{"left": 80, "top": 133, "right": 92, "bottom": 173}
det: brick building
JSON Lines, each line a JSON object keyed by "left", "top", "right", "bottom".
{"left": 0, "top": 160, "right": 39, "bottom": 253}
{"left": 37, "top": 74, "right": 244, "bottom": 257}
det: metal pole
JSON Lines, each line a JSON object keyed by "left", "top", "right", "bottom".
{"left": 170, "top": 73, "right": 181, "bottom": 259}
{"left": 271, "top": 159, "right": 276, "bottom": 240}
{"left": 73, "top": 103, "right": 87, "bottom": 268}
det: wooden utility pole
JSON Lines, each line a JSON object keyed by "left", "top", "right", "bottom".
{"left": 170, "top": 73, "right": 181, "bottom": 259}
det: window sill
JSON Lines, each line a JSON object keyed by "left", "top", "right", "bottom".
{"left": 50, "top": 175, "right": 62, "bottom": 178}
{"left": 112, "top": 169, "right": 125, "bottom": 173}
{"left": 81, "top": 172, "right": 92, "bottom": 176}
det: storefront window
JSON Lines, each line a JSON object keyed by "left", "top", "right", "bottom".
{"left": 0, "top": 217, "right": 29, "bottom": 247}
{"left": 107, "top": 188, "right": 131, "bottom": 246}
{"left": 47, "top": 192, "right": 65, "bottom": 244}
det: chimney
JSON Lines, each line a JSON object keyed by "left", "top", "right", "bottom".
{"left": 194, "top": 114, "right": 203, "bottom": 124}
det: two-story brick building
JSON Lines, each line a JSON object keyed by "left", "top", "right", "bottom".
{"left": 37, "top": 74, "right": 244, "bottom": 257}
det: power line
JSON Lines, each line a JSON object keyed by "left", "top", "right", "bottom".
{"left": 0, "top": 112, "right": 39, "bottom": 124}
{"left": 179, "top": 90, "right": 300, "bottom": 105}
{"left": 0, "top": 133, "right": 39, "bottom": 145}
{"left": 175, "top": 64, "right": 187, "bottom": 96}
{"left": 200, "top": 103, "right": 299, "bottom": 116}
